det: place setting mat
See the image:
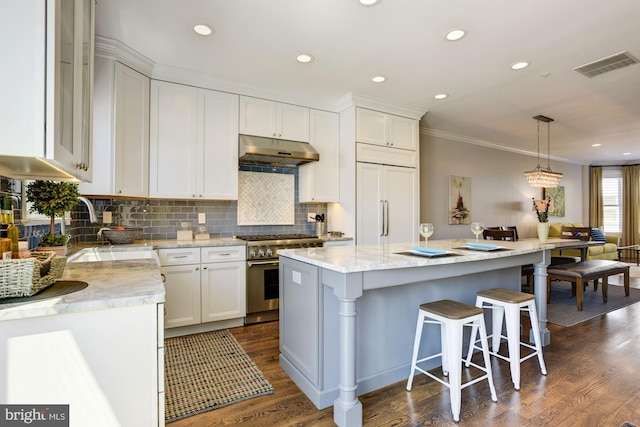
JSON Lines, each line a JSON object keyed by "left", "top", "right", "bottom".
{"left": 395, "top": 247, "right": 462, "bottom": 259}
{"left": 453, "top": 243, "right": 513, "bottom": 252}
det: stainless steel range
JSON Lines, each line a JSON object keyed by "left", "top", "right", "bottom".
{"left": 236, "top": 234, "right": 324, "bottom": 324}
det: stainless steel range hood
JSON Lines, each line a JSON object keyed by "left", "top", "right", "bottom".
{"left": 238, "top": 135, "right": 319, "bottom": 166}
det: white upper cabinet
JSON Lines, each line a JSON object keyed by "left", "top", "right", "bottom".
{"left": 239, "top": 96, "right": 310, "bottom": 142}
{"left": 356, "top": 108, "right": 417, "bottom": 151}
{"left": 80, "top": 60, "right": 149, "bottom": 197}
{"left": 113, "top": 63, "right": 150, "bottom": 197}
{"left": 149, "top": 81, "right": 239, "bottom": 200}
{"left": 198, "top": 89, "right": 240, "bottom": 200}
{"left": 299, "top": 110, "right": 340, "bottom": 203}
{"left": 0, "top": 0, "right": 94, "bottom": 181}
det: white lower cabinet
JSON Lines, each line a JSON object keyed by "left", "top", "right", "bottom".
{"left": 159, "top": 246, "right": 246, "bottom": 330}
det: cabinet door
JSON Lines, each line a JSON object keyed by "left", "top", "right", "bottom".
{"left": 149, "top": 80, "right": 198, "bottom": 198}
{"left": 277, "top": 103, "right": 310, "bottom": 142}
{"left": 384, "top": 165, "right": 418, "bottom": 243}
{"left": 201, "top": 261, "right": 246, "bottom": 322}
{"left": 356, "top": 162, "right": 384, "bottom": 245}
{"left": 114, "top": 62, "right": 149, "bottom": 197}
{"left": 299, "top": 110, "right": 339, "bottom": 202}
{"left": 356, "top": 108, "right": 388, "bottom": 146}
{"left": 53, "top": 0, "right": 84, "bottom": 175}
{"left": 388, "top": 114, "right": 418, "bottom": 151}
{"left": 162, "top": 265, "right": 201, "bottom": 328}
{"left": 75, "top": 0, "right": 94, "bottom": 181}
{"left": 198, "top": 89, "right": 239, "bottom": 199}
{"left": 238, "top": 96, "right": 277, "bottom": 138}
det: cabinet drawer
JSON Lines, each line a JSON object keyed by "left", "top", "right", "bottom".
{"left": 157, "top": 248, "right": 200, "bottom": 266}
{"left": 357, "top": 143, "right": 418, "bottom": 168}
{"left": 201, "top": 245, "right": 246, "bottom": 263}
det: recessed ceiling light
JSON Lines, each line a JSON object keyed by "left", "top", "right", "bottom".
{"left": 511, "top": 61, "right": 530, "bottom": 70}
{"left": 592, "top": 143, "right": 602, "bottom": 147}
{"left": 359, "top": 0, "right": 381, "bottom": 5}
{"left": 193, "top": 24, "right": 213, "bottom": 36}
{"left": 623, "top": 152, "right": 631, "bottom": 156}
{"left": 434, "top": 93, "right": 448, "bottom": 100}
{"left": 445, "top": 29, "right": 466, "bottom": 41}
{"left": 371, "top": 75, "right": 386, "bottom": 83}
{"left": 296, "top": 54, "right": 314, "bottom": 63}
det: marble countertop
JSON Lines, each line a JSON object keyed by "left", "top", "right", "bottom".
{"left": 278, "top": 238, "right": 557, "bottom": 273}
{"left": 0, "top": 248, "right": 165, "bottom": 322}
{"left": 68, "top": 237, "right": 246, "bottom": 254}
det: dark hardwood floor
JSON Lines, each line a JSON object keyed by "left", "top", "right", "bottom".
{"left": 168, "top": 271, "right": 640, "bottom": 427}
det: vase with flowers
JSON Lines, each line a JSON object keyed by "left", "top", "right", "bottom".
{"left": 532, "top": 198, "right": 552, "bottom": 242}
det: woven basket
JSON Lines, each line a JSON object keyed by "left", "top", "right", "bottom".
{"left": 0, "top": 252, "right": 67, "bottom": 299}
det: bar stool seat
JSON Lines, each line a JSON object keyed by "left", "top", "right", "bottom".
{"left": 406, "top": 299, "right": 497, "bottom": 422}
{"left": 466, "top": 288, "right": 547, "bottom": 390}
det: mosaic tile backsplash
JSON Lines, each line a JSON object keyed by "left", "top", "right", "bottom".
{"left": 238, "top": 171, "right": 295, "bottom": 225}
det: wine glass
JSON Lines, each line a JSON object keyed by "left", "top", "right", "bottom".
{"left": 419, "top": 223, "right": 434, "bottom": 245}
{"left": 470, "top": 222, "right": 484, "bottom": 243}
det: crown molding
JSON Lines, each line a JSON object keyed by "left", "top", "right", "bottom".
{"left": 95, "top": 36, "right": 154, "bottom": 76}
{"left": 421, "top": 127, "right": 582, "bottom": 165}
{"left": 336, "top": 92, "right": 427, "bottom": 120}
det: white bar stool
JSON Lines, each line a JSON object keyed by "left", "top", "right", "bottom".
{"left": 465, "top": 288, "right": 547, "bottom": 390}
{"left": 406, "top": 299, "right": 497, "bottom": 422}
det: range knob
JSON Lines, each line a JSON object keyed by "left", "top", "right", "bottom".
{"left": 249, "top": 250, "right": 257, "bottom": 258}
{"left": 258, "top": 249, "right": 265, "bottom": 257}
{"left": 266, "top": 248, "right": 273, "bottom": 257}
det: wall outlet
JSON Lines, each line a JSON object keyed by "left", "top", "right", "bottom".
{"left": 198, "top": 212, "right": 206, "bottom": 224}
{"left": 308, "top": 213, "right": 316, "bottom": 222}
{"left": 103, "top": 211, "right": 112, "bottom": 224}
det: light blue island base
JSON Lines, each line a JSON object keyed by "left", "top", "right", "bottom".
{"left": 278, "top": 240, "right": 551, "bottom": 427}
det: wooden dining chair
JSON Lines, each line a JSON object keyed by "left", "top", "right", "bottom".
{"left": 483, "top": 228, "right": 517, "bottom": 241}
{"left": 560, "top": 226, "right": 591, "bottom": 242}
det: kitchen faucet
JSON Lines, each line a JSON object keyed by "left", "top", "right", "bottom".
{"left": 78, "top": 197, "right": 97, "bottom": 223}
{"left": 59, "top": 197, "right": 97, "bottom": 237}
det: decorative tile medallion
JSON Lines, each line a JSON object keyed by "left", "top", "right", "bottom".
{"left": 238, "top": 171, "right": 295, "bottom": 225}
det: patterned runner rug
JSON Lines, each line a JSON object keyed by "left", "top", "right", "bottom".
{"left": 164, "top": 329, "right": 274, "bottom": 423}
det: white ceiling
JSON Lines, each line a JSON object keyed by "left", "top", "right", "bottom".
{"left": 95, "top": 0, "right": 640, "bottom": 165}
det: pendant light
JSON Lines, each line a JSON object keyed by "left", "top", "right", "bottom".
{"left": 524, "top": 115, "right": 563, "bottom": 188}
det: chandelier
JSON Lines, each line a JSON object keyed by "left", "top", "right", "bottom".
{"left": 524, "top": 115, "right": 563, "bottom": 188}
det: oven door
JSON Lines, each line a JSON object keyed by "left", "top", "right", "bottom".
{"left": 246, "top": 259, "right": 280, "bottom": 315}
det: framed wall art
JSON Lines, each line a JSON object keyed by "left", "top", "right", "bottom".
{"left": 543, "top": 186, "right": 565, "bottom": 217}
{"left": 449, "top": 175, "right": 471, "bottom": 225}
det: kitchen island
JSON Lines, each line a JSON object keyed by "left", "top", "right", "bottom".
{"left": 0, "top": 247, "right": 165, "bottom": 427}
{"left": 278, "top": 239, "right": 554, "bottom": 427}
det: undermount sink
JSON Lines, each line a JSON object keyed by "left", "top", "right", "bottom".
{"left": 68, "top": 248, "right": 158, "bottom": 264}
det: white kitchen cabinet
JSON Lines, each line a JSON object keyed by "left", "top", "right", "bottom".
{"left": 159, "top": 246, "right": 246, "bottom": 331}
{"left": 239, "top": 96, "right": 310, "bottom": 142}
{"left": 80, "top": 60, "right": 150, "bottom": 197}
{"left": 114, "top": 62, "right": 150, "bottom": 197}
{"left": 149, "top": 81, "right": 239, "bottom": 199}
{"left": 0, "top": 0, "right": 94, "bottom": 181}
{"left": 298, "top": 110, "right": 340, "bottom": 202}
{"left": 356, "top": 108, "right": 418, "bottom": 151}
{"left": 356, "top": 162, "right": 418, "bottom": 245}
{"left": 0, "top": 303, "right": 162, "bottom": 426}
{"left": 159, "top": 247, "right": 201, "bottom": 328}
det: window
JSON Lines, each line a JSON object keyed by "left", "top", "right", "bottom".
{"left": 602, "top": 169, "right": 622, "bottom": 233}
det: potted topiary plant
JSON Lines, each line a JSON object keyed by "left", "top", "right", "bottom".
{"left": 26, "top": 180, "right": 81, "bottom": 256}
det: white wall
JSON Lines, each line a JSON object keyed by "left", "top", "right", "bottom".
{"left": 420, "top": 132, "right": 585, "bottom": 240}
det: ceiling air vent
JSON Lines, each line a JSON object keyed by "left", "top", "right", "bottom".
{"left": 574, "top": 51, "right": 639, "bottom": 78}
